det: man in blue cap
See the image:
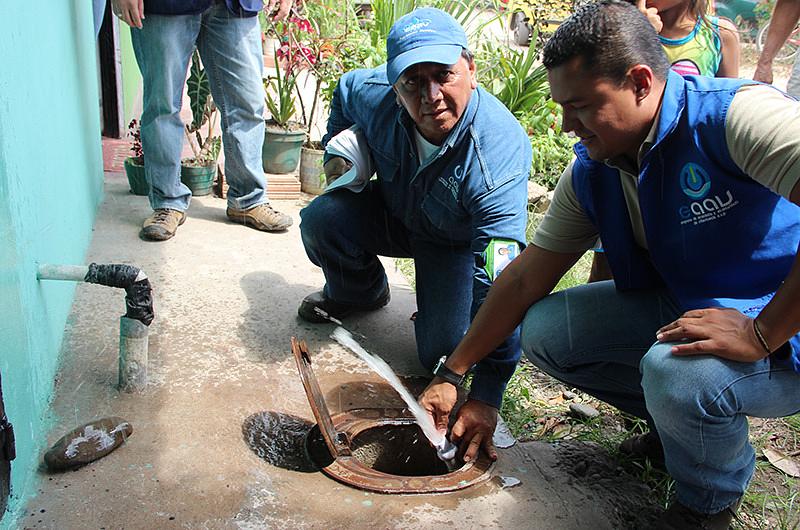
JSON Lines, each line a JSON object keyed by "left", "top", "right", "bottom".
{"left": 298, "top": 8, "right": 531, "bottom": 442}
{"left": 111, "top": 0, "right": 293, "bottom": 241}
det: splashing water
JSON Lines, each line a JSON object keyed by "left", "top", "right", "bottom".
{"left": 331, "top": 327, "right": 456, "bottom": 462}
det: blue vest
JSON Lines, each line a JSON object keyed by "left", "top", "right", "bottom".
{"left": 573, "top": 71, "right": 800, "bottom": 369}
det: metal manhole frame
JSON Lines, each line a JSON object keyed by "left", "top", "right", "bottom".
{"left": 291, "top": 337, "right": 495, "bottom": 494}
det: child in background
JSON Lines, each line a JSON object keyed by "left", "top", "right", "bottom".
{"left": 637, "top": 0, "right": 740, "bottom": 77}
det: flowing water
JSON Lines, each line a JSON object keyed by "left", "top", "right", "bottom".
{"left": 331, "top": 327, "right": 457, "bottom": 461}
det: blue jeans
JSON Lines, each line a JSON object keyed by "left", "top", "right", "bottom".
{"left": 131, "top": 3, "right": 267, "bottom": 211}
{"left": 521, "top": 280, "right": 800, "bottom": 514}
{"left": 299, "top": 185, "right": 475, "bottom": 371}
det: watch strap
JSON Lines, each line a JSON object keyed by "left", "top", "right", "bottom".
{"left": 433, "top": 356, "right": 466, "bottom": 387}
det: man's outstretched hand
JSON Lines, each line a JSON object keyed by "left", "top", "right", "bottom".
{"left": 419, "top": 378, "right": 498, "bottom": 463}
{"left": 450, "top": 399, "right": 498, "bottom": 462}
{"left": 419, "top": 377, "right": 458, "bottom": 435}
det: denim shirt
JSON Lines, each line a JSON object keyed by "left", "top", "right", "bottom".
{"left": 144, "top": 0, "right": 261, "bottom": 16}
{"left": 324, "top": 65, "right": 532, "bottom": 407}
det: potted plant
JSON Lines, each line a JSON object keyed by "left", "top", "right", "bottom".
{"left": 124, "top": 119, "right": 150, "bottom": 195}
{"left": 287, "top": 6, "right": 367, "bottom": 193}
{"left": 262, "top": 44, "right": 307, "bottom": 174}
{"left": 180, "top": 50, "right": 221, "bottom": 196}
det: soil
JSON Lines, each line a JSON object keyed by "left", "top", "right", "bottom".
{"left": 266, "top": 119, "right": 307, "bottom": 133}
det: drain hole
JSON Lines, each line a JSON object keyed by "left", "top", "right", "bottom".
{"left": 351, "top": 424, "right": 455, "bottom": 476}
{"left": 242, "top": 411, "right": 318, "bottom": 472}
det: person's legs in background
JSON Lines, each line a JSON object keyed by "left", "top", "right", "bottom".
{"left": 197, "top": 3, "right": 291, "bottom": 232}
{"left": 131, "top": 14, "right": 199, "bottom": 240}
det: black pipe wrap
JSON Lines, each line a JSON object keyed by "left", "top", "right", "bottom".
{"left": 84, "top": 263, "right": 154, "bottom": 326}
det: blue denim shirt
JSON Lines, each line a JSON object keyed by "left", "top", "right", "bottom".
{"left": 144, "top": 0, "right": 261, "bottom": 16}
{"left": 324, "top": 65, "right": 532, "bottom": 407}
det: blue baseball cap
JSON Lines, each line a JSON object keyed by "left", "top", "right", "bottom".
{"left": 386, "top": 8, "right": 469, "bottom": 86}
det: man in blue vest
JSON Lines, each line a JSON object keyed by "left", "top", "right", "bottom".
{"left": 298, "top": 9, "right": 531, "bottom": 422}
{"left": 420, "top": 1, "right": 800, "bottom": 528}
{"left": 112, "top": 0, "right": 293, "bottom": 240}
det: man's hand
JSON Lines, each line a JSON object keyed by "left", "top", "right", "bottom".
{"left": 264, "top": 0, "right": 292, "bottom": 21}
{"left": 753, "top": 61, "right": 774, "bottom": 84}
{"left": 636, "top": 0, "right": 663, "bottom": 33}
{"left": 323, "top": 156, "right": 352, "bottom": 185}
{"left": 450, "top": 399, "right": 498, "bottom": 462}
{"left": 419, "top": 377, "right": 459, "bottom": 435}
{"left": 656, "top": 307, "right": 770, "bottom": 362}
{"left": 111, "top": 0, "right": 144, "bottom": 29}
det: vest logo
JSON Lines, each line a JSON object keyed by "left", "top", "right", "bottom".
{"left": 403, "top": 17, "right": 431, "bottom": 34}
{"left": 680, "top": 163, "right": 712, "bottom": 199}
{"left": 678, "top": 190, "right": 740, "bottom": 225}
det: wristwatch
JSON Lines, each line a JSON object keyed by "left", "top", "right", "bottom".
{"left": 433, "top": 356, "right": 467, "bottom": 388}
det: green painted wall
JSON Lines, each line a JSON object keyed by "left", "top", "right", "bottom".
{"left": 120, "top": 24, "right": 143, "bottom": 125}
{"left": 0, "top": 1, "right": 103, "bottom": 527}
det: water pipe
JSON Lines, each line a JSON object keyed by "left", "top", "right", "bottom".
{"left": 36, "top": 263, "right": 154, "bottom": 393}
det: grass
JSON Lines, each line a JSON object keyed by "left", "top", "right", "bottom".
{"left": 396, "top": 208, "right": 800, "bottom": 527}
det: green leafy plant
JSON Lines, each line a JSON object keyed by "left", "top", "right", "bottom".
{"left": 264, "top": 47, "right": 299, "bottom": 128}
{"left": 367, "top": 0, "right": 503, "bottom": 62}
{"left": 478, "top": 41, "right": 575, "bottom": 190}
{"left": 478, "top": 40, "right": 549, "bottom": 117}
{"left": 754, "top": 0, "right": 775, "bottom": 26}
{"left": 184, "top": 50, "right": 221, "bottom": 167}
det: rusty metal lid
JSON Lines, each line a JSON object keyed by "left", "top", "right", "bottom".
{"left": 291, "top": 337, "right": 351, "bottom": 457}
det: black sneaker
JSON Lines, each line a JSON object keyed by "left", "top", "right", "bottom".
{"left": 656, "top": 499, "right": 740, "bottom": 530}
{"left": 298, "top": 286, "right": 391, "bottom": 323}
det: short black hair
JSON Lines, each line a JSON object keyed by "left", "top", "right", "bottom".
{"left": 543, "top": 0, "right": 670, "bottom": 84}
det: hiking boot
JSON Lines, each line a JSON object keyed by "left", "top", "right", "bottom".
{"left": 656, "top": 499, "right": 740, "bottom": 530}
{"left": 227, "top": 203, "right": 292, "bottom": 232}
{"left": 298, "top": 287, "right": 391, "bottom": 323}
{"left": 140, "top": 209, "right": 186, "bottom": 241}
{"left": 619, "top": 431, "right": 665, "bottom": 468}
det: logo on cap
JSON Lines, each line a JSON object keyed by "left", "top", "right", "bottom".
{"left": 403, "top": 17, "right": 431, "bottom": 34}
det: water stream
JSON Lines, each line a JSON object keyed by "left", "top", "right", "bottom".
{"left": 331, "top": 326, "right": 457, "bottom": 462}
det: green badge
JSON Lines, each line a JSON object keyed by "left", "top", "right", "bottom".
{"left": 482, "top": 239, "right": 520, "bottom": 281}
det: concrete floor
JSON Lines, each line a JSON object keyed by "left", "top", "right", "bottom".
{"left": 20, "top": 172, "right": 660, "bottom": 529}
